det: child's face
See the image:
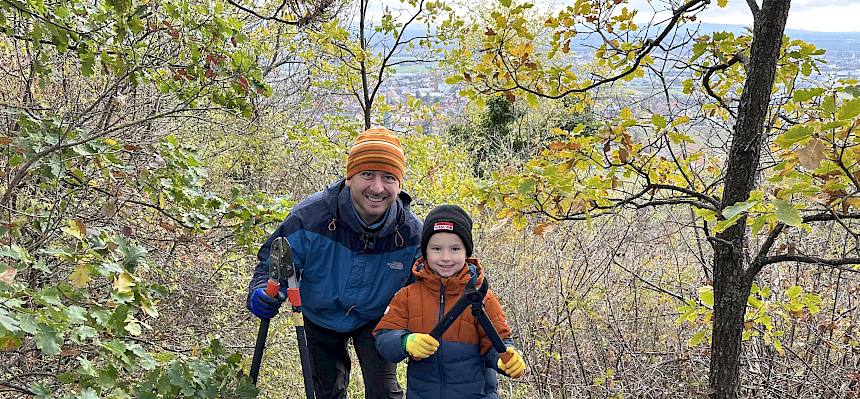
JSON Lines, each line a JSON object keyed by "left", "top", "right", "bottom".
{"left": 425, "top": 232, "right": 467, "bottom": 278}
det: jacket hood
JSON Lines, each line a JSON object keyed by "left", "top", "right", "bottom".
{"left": 412, "top": 257, "right": 486, "bottom": 296}
{"left": 322, "top": 178, "right": 414, "bottom": 237}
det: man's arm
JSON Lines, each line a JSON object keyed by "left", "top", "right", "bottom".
{"left": 246, "top": 214, "right": 307, "bottom": 310}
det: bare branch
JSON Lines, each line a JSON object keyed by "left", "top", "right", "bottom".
{"left": 756, "top": 255, "right": 860, "bottom": 271}
{"left": 746, "top": 223, "right": 785, "bottom": 279}
{"left": 611, "top": 260, "right": 686, "bottom": 302}
{"left": 225, "top": 0, "right": 333, "bottom": 27}
{"left": 702, "top": 53, "right": 742, "bottom": 114}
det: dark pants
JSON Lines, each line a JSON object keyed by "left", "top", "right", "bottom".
{"left": 304, "top": 316, "right": 403, "bottom": 399}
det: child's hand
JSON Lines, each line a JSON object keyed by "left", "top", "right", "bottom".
{"left": 404, "top": 333, "right": 439, "bottom": 359}
{"left": 497, "top": 347, "right": 526, "bottom": 378}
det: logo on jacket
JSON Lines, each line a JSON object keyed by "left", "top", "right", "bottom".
{"left": 434, "top": 221, "right": 454, "bottom": 231}
{"left": 388, "top": 261, "right": 404, "bottom": 270}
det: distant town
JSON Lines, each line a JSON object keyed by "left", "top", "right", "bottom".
{"left": 358, "top": 24, "right": 860, "bottom": 134}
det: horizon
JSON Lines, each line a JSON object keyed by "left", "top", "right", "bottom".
{"left": 366, "top": 1, "right": 860, "bottom": 33}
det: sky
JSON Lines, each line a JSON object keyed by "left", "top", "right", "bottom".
{"left": 691, "top": 0, "right": 860, "bottom": 32}
{"left": 367, "top": 0, "right": 860, "bottom": 33}
{"left": 575, "top": 0, "right": 860, "bottom": 32}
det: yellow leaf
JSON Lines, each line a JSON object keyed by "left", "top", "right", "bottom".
{"left": 619, "top": 107, "right": 634, "bottom": 120}
{"left": 844, "top": 197, "right": 860, "bottom": 210}
{"left": 114, "top": 271, "right": 135, "bottom": 294}
{"left": 717, "top": 0, "right": 728, "bottom": 6}
{"left": 70, "top": 264, "right": 91, "bottom": 288}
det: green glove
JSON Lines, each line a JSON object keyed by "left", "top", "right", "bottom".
{"left": 403, "top": 333, "right": 439, "bottom": 359}
{"left": 497, "top": 347, "right": 525, "bottom": 379}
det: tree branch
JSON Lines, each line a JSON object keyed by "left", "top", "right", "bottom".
{"left": 225, "top": 0, "right": 333, "bottom": 26}
{"left": 746, "top": 0, "right": 761, "bottom": 17}
{"left": 746, "top": 223, "right": 785, "bottom": 279}
{"left": 491, "top": 0, "right": 709, "bottom": 99}
{"left": 702, "top": 53, "right": 743, "bottom": 114}
{"left": 756, "top": 255, "right": 860, "bottom": 270}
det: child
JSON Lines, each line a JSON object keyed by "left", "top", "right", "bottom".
{"left": 374, "top": 204, "right": 525, "bottom": 399}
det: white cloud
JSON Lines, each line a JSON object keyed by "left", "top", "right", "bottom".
{"left": 675, "top": 0, "right": 860, "bottom": 32}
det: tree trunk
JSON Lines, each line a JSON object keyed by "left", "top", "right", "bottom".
{"left": 709, "top": 1, "right": 791, "bottom": 398}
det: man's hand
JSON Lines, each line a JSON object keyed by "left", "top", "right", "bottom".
{"left": 404, "top": 333, "right": 439, "bottom": 359}
{"left": 250, "top": 287, "right": 284, "bottom": 319}
{"left": 497, "top": 347, "right": 525, "bottom": 378}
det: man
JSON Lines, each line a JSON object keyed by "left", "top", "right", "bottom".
{"left": 247, "top": 127, "right": 422, "bottom": 399}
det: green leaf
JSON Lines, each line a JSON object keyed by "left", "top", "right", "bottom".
{"left": 65, "top": 306, "right": 88, "bottom": 324}
{"left": 651, "top": 114, "right": 667, "bottom": 130}
{"left": 0, "top": 309, "right": 20, "bottom": 333}
{"left": 775, "top": 125, "right": 814, "bottom": 149}
{"left": 35, "top": 324, "right": 62, "bottom": 355}
{"left": 837, "top": 98, "right": 860, "bottom": 120}
{"left": 72, "top": 325, "right": 98, "bottom": 343}
{"left": 189, "top": 360, "right": 215, "bottom": 383}
{"left": 693, "top": 207, "right": 717, "bottom": 223}
{"left": 517, "top": 178, "right": 536, "bottom": 194}
{"left": 444, "top": 75, "right": 463, "bottom": 85}
{"left": 118, "top": 238, "right": 147, "bottom": 272}
{"left": 0, "top": 244, "right": 31, "bottom": 262}
{"left": 722, "top": 200, "right": 758, "bottom": 220}
{"left": 689, "top": 329, "right": 707, "bottom": 347}
{"left": 31, "top": 383, "right": 52, "bottom": 399}
{"left": 130, "top": 344, "right": 158, "bottom": 371}
{"left": 698, "top": 286, "right": 714, "bottom": 307}
{"left": 774, "top": 200, "right": 803, "bottom": 227}
{"left": 773, "top": 338, "right": 784, "bottom": 354}
{"left": 820, "top": 95, "right": 836, "bottom": 115}
{"left": 80, "top": 387, "right": 99, "bottom": 399}
{"left": 792, "top": 88, "right": 824, "bottom": 102}
{"left": 786, "top": 285, "right": 802, "bottom": 299}
{"left": 713, "top": 213, "right": 743, "bottom": 233}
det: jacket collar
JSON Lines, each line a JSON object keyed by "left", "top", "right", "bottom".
{"left": 412, "top": 257, "right": 485, "bottom": 296}
{"left": 325, "top": 178, "right": 413, "bottom": 237}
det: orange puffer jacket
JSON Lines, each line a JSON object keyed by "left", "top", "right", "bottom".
{"left": 374, "top": 258, "right": 513, "bottom": 399}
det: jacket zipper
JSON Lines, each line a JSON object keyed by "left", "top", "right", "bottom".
{"left": 438, "top": 283, "right": 445, "bottom": 398}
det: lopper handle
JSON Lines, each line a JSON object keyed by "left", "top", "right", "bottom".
{"left": 499, "top": 349, "right": 514, "bottom": 364}
{"left": 287, "top": 287, "right": 301, "bottom": 307}
{"left": 265, "top": 279, "right": 280, "bottom": 297}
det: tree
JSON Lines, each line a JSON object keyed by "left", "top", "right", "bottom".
{"left": 0, "top": 0, "right": 292, "bottom": 396}
{"left": 446, "top": 0, "right": 859, "bottom": 397}
{"left": 306, "top": 0, "right": 452, "bottom": 129}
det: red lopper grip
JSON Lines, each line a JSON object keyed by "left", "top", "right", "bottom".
{"left": 287, "top": 287, "right": 301, "bottom": 307}
{"left": 265, "top": 280, "right": 280, "bottom": 297}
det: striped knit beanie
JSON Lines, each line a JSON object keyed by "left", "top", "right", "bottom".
{"left": 346, "top": 127, "right": 406, "bottom": 182}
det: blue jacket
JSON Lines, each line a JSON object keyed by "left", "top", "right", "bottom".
{"left": 247, "top": 179, "right": 422, "bottom": 332}
{"left": 374, "top": 260, "right": 513, "bottom": 399}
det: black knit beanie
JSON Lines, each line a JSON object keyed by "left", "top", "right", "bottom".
{"left": 421, "top": 204, "right": 474, "bottom": 258}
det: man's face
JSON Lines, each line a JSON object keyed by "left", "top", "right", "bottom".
{"left": 345, "top": 170, "right": 401, "bottom": 225}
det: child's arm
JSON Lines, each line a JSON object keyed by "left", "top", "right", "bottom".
{"left": 373, "top": 289, "right": 412, "bottom": 363}
{"left": 481, "top": 290, "right": 525, "bottom": 378}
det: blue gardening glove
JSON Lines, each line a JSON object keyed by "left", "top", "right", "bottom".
{"left": 249, "top": 287, "right": 284, "bottom": 319}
